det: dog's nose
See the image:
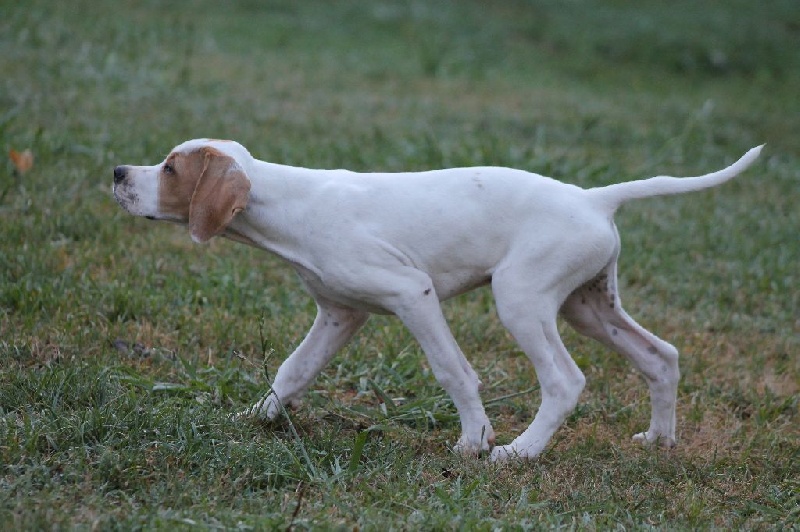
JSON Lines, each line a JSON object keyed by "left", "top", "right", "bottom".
{"left": 113, "top": 165, "right": 128, "bottom": 184}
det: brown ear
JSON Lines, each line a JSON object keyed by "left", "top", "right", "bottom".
{"left": 189, "top": 147, "right": 251, "bottom": 243}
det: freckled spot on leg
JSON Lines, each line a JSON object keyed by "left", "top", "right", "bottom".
{"left": 648, "top": 346, "right": 658, "bottom": 354}
{"left": 612, "top": 328, "right": 618, "bottom": 336}
{"left": 609, "top": 302, "right": 615, "bottom": 308}
{"left": 333, "top": 322, "right": 340, "bottom": 327}
{"left": 423, "top": 288, "right": 432, "bottom": 295}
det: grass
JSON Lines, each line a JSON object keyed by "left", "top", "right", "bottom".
{"left": 1, "top": 0, "right": 798, "bottom": 528}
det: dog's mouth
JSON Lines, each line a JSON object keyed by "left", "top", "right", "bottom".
{"left": 112, "top": 187, "right": 132, "bottom": 209}
{"left": 112, "top": 185, "right": 152, "bottom": 219}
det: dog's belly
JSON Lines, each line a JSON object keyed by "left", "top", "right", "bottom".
{"left": 293, "top": 260, "right": 491, "bottom": 315}
{"left": 429, "top": 268, "right": 492, "bottom": 301}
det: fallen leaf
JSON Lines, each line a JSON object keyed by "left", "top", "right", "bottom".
{"left": 9, "top": 148, "right": 34, "bottom": 173}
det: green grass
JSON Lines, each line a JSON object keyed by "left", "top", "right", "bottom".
{"left": 1, "top": 0, "right": 798, "bottom": 528}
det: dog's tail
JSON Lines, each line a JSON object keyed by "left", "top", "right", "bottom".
{"left": 588, "top": 145, "right": 764, "bottom": 213}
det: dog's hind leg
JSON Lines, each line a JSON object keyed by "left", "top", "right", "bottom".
{"left": 489, "top": 271, "right": 587, "bottom": 461}
{"left": 241, "top": 303, "right": 368, "bottom": 420}
{"left": 560, "top": 261, "right": 679, "bottom": 447}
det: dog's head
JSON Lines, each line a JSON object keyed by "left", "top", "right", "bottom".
{"left": 113, "top": 139, "right": 252, "bottom": 243}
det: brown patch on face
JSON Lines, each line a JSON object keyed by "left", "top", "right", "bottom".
{"left": 157, "top": 151, "right": 206, "bottom": 220}
{"left": 188, "top": 147, "right": 250, "bottom": 242}
{"left": 154, "top": 146, "right": 250, "bottom": 242}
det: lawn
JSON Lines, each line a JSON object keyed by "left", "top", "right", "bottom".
{"left": 1, "top": 0, "right": 798, "bottom": 529}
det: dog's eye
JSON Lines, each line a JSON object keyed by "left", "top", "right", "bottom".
{"left": 163, "top": 163, "right": 175, "bottom": 175}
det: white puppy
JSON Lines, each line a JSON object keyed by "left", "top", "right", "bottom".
{"left": 113, "top": 139, "right": 762, "bottom": 460}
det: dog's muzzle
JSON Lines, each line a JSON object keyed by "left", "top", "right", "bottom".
{"left": 112, "top": 165, "right": 145, "bottom": 215}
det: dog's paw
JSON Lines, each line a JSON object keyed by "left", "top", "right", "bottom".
{"left": 489, "top": 443, "right": 542, "bottom": 462}
{"left": 233, "top": 394, "right": 284, "bottom": 421}
{"left": 490, "top": 444, "right": 517, "bottom": 462}
{"left": 632, "top": 431, "right": 676, "bottom": 448}
{"left": 453, "top": 425, "right": 496, "bottom": 456}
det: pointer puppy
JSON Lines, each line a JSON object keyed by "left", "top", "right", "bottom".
{"left": 113, "top": 139, "right": 762, "bottom": 460}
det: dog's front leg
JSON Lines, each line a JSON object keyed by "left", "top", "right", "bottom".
{"left": 386, "top": 278, "right": 495, "bottom": 455}
{"left": 241, "top": 303, "right": 368, "bottom": 419}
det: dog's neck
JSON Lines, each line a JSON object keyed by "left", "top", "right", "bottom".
{"left": 223, "top": 159, "right": 333, "bottom": 272}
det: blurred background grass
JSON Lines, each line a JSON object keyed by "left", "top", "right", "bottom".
{"left": 1, "top": 1, "right": 798, "bottom": 529}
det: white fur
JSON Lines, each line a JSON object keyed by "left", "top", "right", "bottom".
{"left": 112, "top": 165, "right": 160, "bottom": 218}
{"left": 114, "top": 139, "right": 762, "bottom": 460}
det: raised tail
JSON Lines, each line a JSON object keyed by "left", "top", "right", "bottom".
{"left": 589, "top": 145, "right": 764, "bottom": 213}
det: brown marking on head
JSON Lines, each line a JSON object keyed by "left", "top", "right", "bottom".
{"left": 157, "top": 151, "right": 204, "bottom": 220}
{"left": 157, "top": 147, "right": 251, "bottom": 243}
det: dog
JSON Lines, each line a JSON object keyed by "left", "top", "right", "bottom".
{"left": 113, "top": 139, "right": 762, "bottom": 460}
